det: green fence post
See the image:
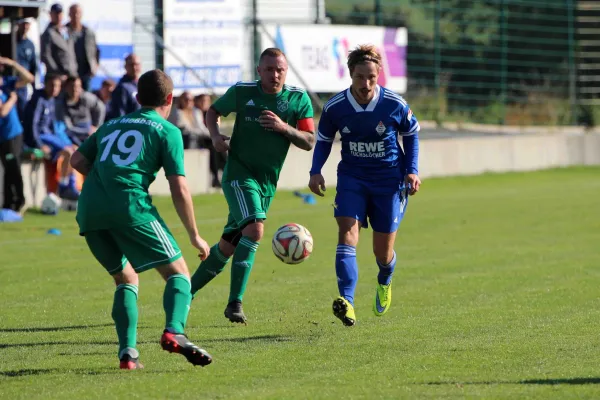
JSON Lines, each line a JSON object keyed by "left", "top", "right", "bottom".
{"left": 375, "top": 0, "right": 383, "bottom": 26}
{"left": 566, "top": 0, "right": 577, "bottom": 125}
{"left": 500, "top": 0, "right": 507, "bottom": 125}
{"left": 253, "top": 0, "right": 260, "bottom": 79}
{"left": 434, "top": 0, "right": 441, "bottom": 94}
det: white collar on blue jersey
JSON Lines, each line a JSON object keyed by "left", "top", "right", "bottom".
{"left": 346, "top": 84, "right": 381, "bottom": 113}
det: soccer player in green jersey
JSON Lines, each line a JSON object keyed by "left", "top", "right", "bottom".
{"left": 70, "top": 69, "right": 213, "bottom": 369}
{"left": 190, "top": 48, "right": 316, "bottom": 323}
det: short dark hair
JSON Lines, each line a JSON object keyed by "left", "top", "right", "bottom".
{"left": 101, "top": 79, "right": 116, "bottom": 88}
{"left": 137, "top": 69, "right": 174, "bottom": 107}
{"left": 347, "top": 44, "right": 382, "bottom": 74}
{"left": 194, "top": 93, "right": 210, "bottom": 101}
{"left": 259, "top": 48, "right": 286, "bottom": 63}
{"left": 64, "top": 75, "right": 80, "bottom": 86}
{"left": 44, "top": 73, "right": 62, "bottom": 85}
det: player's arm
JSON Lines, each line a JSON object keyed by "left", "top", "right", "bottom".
{"left": 396, "top": 104, "right": 421, "bottom": 195}
{"left": 0, "top": 57, "right": 34, "bottom": 89}
{"left": 207, "top": 84, "right": 238, "bottom": 152}
{"left": 260, "top": 91, "right": 315, "bottom": 151}
{"left": 0, "top": 91, "right": 17, "bottom": 117}
{"left": 71, "top": 133, "right": 98, "bottom": 175}
{"left": 308, "top": 108, "right": 337, "bottom": 196}
{"left": 163, "top": 129, "right": 210, "bottom": 259}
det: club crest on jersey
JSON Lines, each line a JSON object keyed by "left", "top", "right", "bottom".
{"left": 277, "top": 99, "right": 289, "bottom": 112}
{"left": 375, "top": 121, "right": 386, "bottom": 135}
{"left": 407, "top": 109, "right": 413, "bottom": 121}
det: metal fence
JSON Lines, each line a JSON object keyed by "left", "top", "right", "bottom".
{"left": 326, "top": 0, "right": 600, "bottom": 126}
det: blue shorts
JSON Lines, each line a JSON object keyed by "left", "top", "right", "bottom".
{"left": 334, "top": 175, "right": 409, "bottom": 233}
{"left": 39, "top": 133, "right": 72, "bottom": 161}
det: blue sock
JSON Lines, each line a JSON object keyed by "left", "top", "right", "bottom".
{"left": 335, "top": 244, "right": 358, "bottom": 305}
{"left": 377, "top": 251, "right": 396, "bottom": 285}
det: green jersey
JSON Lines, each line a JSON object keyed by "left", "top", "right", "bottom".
{"left": 213, "top": 81, "right": 314, "bottom": 196}
{"left": 76, "top": 108, "right": 185, "bottom": 234}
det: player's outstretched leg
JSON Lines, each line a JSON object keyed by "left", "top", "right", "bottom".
{"left": 372, "top": 230, "right": 398, "bottom": 317}
{"left": 110, "top": 264, "right": 143, "bottom": 369}
{"left": 333, "top": 217, "right": 360, "bottom": 326}
{"left": 190, "top": 241, "right": 233, "bottom": 296}
{"left": 225, "top": 223, "right": 262, "bottom": 324}
{"left": 157, "top": 258, "right": 213, "bottom": 367}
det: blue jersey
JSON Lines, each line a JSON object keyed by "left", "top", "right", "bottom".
{"left": 312, "top": 85, "right": 419, "bottom": 184}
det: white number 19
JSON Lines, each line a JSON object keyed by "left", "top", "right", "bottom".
{"left": 100, "top": 129, "right": 144, "bottom": 166}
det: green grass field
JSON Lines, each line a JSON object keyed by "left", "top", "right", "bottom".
{"left": 1, "top": 167, "right": 600, "bottom": 399}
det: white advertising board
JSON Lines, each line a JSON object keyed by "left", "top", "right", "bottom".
{"left": 261, "top": 24, "right": 407, "bottom": 93}
{"left": 163, "top": 0, "right": 244, "bottom": 95}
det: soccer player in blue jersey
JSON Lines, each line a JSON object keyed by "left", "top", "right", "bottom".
{"left": 308, "top": 45, "right": 421, "bottom": 326}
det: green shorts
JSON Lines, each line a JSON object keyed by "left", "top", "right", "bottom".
{"left": 84, "top": 218, "right": 182, "bottom": 275}
{"left": 221, "top": 179, "right": 272, "bottom": 243}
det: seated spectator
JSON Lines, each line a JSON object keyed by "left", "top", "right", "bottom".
{"left": 0, "top": 55, "right": 35, "bottom": 212}
{"left": 194, "top": 93, "right": 212, "bottom": 124}
{"left": 57, "top": 76, "right": 105, "bottom": 145}
{"left": 93, "top": 79, "right": 115, "bottom": 109}
{"left": 193, "top": 93, "right": 226, "bottom": 188}
{"left": 168, "top": 90, "right": 209, "bottom": 149}
{"left": 107, "top": 54, "right": 141, "bottom": 120}
{"left": 23, "top": 74, "right": 79, "bottom": 200}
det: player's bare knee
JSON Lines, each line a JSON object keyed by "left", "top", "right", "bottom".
{"left": 112, "top": 264, "right": 139, "bottom": 286}
{"left": 156, "top": 257, "right": 190, "bottom": 281}
{"left": 374, "top": 248, "right": 394, "bottom": 265}
{"left": 337, "top": 217, "right": 360, "bottom": 246}
{"left": 218, "top": 238, "right": 236, "bottom": 258}
{"left": 242, "top": 221, "right": 264, "bottom": 242}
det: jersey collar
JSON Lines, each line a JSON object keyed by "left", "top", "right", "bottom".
{"left": 346, "top": 84, "right": 380, "bottom": 113}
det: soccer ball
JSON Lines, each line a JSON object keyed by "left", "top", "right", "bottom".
{"left": 272, "top": 223, "right": 313, "bottom": 264}
{"left": 40, "top": 193, "right": 62, "bottom": 215}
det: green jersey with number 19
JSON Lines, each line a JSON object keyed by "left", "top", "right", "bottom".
{"left": 213, "top": 81, "right": 314, "bottom": 197}
{"left": 75, "top": 108, "right": 185, "bottom": 234}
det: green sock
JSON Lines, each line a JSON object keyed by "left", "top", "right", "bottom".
{"left": 191, "top": 244, "right": 231, "bottom": 296}
{"left": 229, "top": 237, "right": 259, "bottom": 303}
{"left": 164, "top": 274, "right": 192, "bottom": 334}
{"left": 111, "top": 284, "right": 139, "bottom": 356}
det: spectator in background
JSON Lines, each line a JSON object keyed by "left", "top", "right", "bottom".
{"left": 57, "top": 76, "right": 105, "bottom": 146}
{"left": 168, "top": 91, "right": 209, "bottom": 149}
{"left": 107, "top": 54, "right": 141, "bottom": 119}
{"left": 94, "top": 79, "right": 115, "bottom": 109}
{"left": 0, "top": 56, "right": 35, "bottom": 212}
{"left": 41, "top": 3, "right": 77, "bottom": 80}
{"left": 23, "top": 74, "right": 79, "bottom": 200}
{"left": 193, "top": 93, "right": 226, "bottom": 188}
{"left": 194, "top": 93, "right": 212, "bottom": 125}
{"left": 66, "top": 4, "right": 98, "bottom": 91}
{"left": 15, "top": 18, "right": 37, "bottom": 121}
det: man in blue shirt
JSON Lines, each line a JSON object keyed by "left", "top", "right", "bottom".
{"left": 15, "top": 18, "right": 37, "bottom": 122}
{"left": 23, "top": 74, "right": 79, "bottom": 200}
{"left": 107, "top": 54, "right": 141, "bottom": 120}
{"left": 308, "top": 45, "right": 421, "bottom": 327}
{"left": 0, "top": 56, "right": 35, "bottom": 211}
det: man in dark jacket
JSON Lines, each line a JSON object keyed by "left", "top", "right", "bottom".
{"left": 41, "top": 3, "right": 77, "bottom": 79}
{"left": 107, "top": 54, "right": 141, "bottom": 120}
{"left": 66, "top": 4, "right": 98, "bottom": 91}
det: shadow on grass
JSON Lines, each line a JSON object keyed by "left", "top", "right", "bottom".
{"left": 0, "top": 340, "right": 156, "bottom": 349}
{"left": 0, "top": 323, "right": 115, "bottom": 333}
{"left": 0, "top": 367, "right": 167, "bottom": 378}
{"left": 203, "top": 334, "right": 292, "bottom": 344}
{"left": 424, "top": 378, "right": 600, "bottom": 386}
